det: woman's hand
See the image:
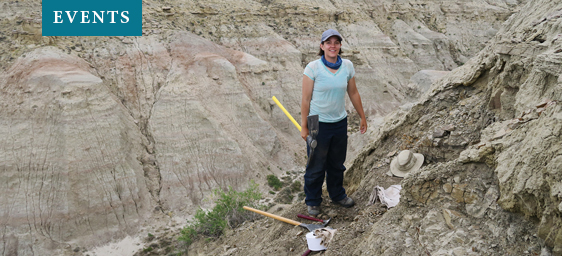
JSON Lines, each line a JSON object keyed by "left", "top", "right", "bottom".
{"left": 301, "top": 127, "right": 309, "bottom": 141}
{"left": 360, "top": 118, "right": 367, "bottom": 134}
{"left": 347, "top": 77, "right": 368, "bottom": 134}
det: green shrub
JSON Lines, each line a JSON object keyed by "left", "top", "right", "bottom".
{"left": 298, "top": 192, "right": 306, "bottom": 201}
{"left": 178, "top": 181, "right": 263, "bottom": 248}
{"left": 266, "top": 175, "right": 283, "bottom": 190}
{"left": 146, "top": 232, "right": 155, "bottom": 242}
{"left": 274, "top": 187, "right": 294, "bottom": 204}
{"left": 178, "top": 227, "right": 197, "bottom": 247}
{"left": 290, "top": 181, "right": 302, "bottom": 192}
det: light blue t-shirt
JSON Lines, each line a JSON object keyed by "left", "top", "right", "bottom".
{"left": 303, "top": 58, "right": 355, "bottom": 123}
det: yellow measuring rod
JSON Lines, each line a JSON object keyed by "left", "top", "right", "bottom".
{"left": 272, "top": 96, "right": 301, "bottom": 131}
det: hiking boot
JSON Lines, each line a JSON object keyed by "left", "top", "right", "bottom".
{"left": 334, "top": 196, "right": 355, "bottom": 208}
{"left": 307, "top": 205, "right": 321, "bottom": 216}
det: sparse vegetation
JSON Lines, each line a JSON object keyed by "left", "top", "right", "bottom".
{"left": 178, "top": 182, "right": 263, "bottom": 249}
{"left": 266, "top": 174, "right": 283, "bottom": 190}
{"left": 298, "top": 192, "right": 306, "bottom": 201}
{"left": 274, "top": 187, "right": 294, "bottom": 204}
{"left": 290, "top": 181, "right": 302, "bottom": 192}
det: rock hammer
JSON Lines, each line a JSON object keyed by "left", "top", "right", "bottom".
{"left": 271, "top": 96, "right": 318, "bottom": 165}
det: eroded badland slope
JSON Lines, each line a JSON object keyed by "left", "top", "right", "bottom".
{"left": 3, "top": 0, "right": 560, "bottom": 255}
{"left": 186, "top": 0, "right": 562, "bottom": 255}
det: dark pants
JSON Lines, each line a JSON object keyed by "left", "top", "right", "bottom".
{"left": 304, "top": 117, "right": 348, "bottom": 206}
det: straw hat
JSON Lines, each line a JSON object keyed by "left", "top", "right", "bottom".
{"left": 390, "top": 150, "right": 424, "bottom": 177}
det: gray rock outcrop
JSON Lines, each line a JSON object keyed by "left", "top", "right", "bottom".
{"left": 346, "top": 0, "right": 562, "bottom": 254}
{"left": 0, "top": 48, "right": 153, "bottom": 255}
{"left": 0, "top": 0, "right": 532, "bottom": 255}
{"left": 181, "top": 0, "right": 561, "bottom": 255}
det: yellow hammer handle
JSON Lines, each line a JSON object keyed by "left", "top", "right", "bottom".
{"left": 243, "top": 206, "right": 301, "bottom": 226}
{"left": 272, "top": 96, "right": 301, "bottom": 131}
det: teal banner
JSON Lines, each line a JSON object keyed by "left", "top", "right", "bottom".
{"left": 42, "top": 0, "right": 142, "bottom": 36}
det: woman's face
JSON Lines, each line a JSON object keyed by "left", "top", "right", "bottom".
{"left": 321, "top": 36, "right": 341, "bottom": 60}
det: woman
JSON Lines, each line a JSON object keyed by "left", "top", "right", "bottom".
{"left": 301, "top": 29, "right": 368, "bottom": 216}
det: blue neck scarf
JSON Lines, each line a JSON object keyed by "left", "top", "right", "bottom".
{"left": 321, "top": 55, "right": 342, "bottom": 70}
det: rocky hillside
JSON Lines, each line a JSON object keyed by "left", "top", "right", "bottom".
{"left": 0, "top": 0, "right": 531, "bottom": 255}
{"left": 184, "top": 0, "right": 562, "bottom": 255}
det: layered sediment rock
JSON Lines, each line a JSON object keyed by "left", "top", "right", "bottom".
{"left": 0, "top": 0, "right": 530, "bottom": 255}
{"left": 0, "top": 48, "right": 154, "bottom": 254}
{"left": 346, "top": 0, "right": 562, "bottom": 254}
{"left": 182, "top": 0, "right": 561, "bottom": 255}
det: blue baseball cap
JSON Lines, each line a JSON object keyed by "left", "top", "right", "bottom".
{"left": 321, "top": 29, "right": 343, "bottom": 43}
